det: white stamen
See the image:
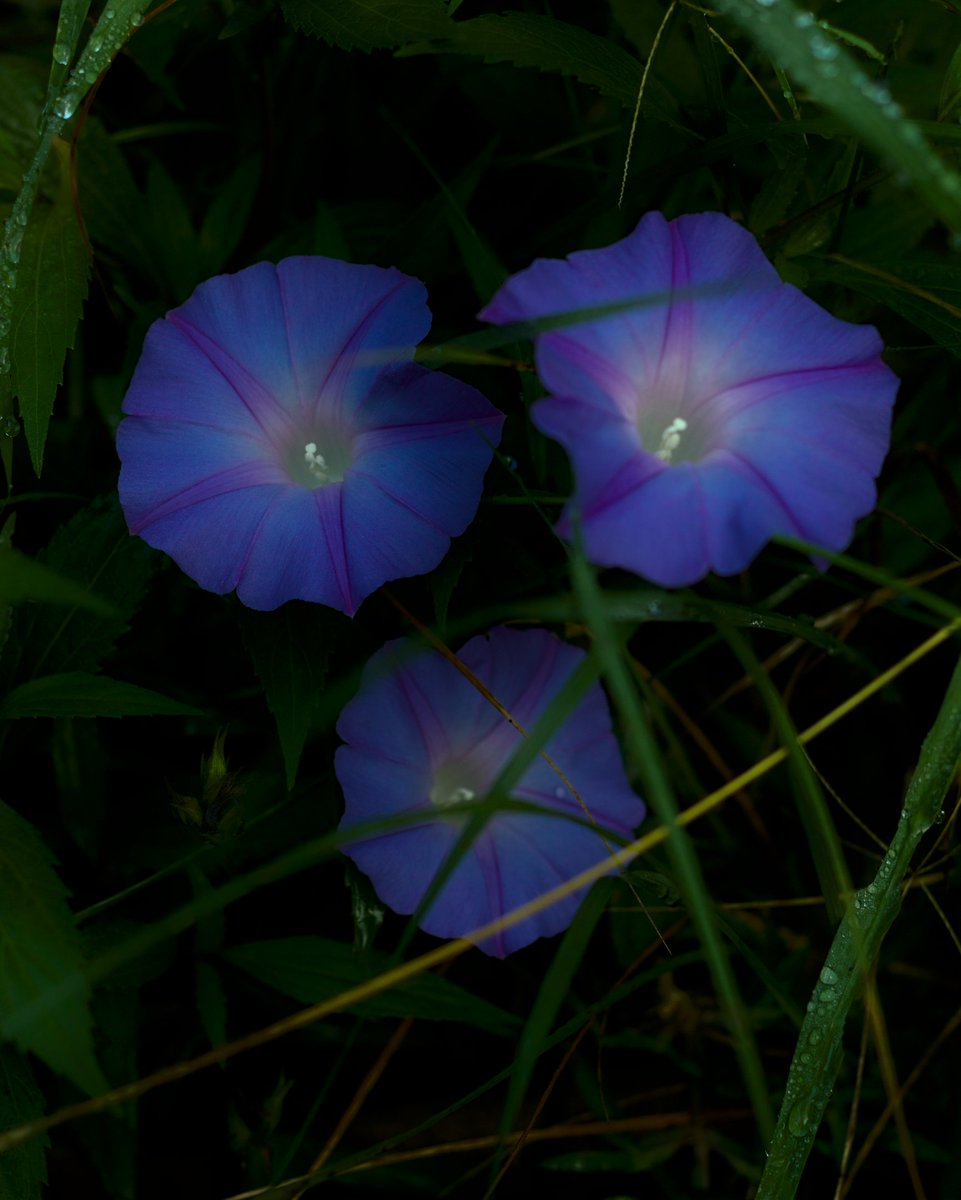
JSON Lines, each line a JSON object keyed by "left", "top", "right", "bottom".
{"left": 435, "top": 785, "right": 476, "bottom": 810}
{"left": 654, "top": 417, "right": 688, "bottom": 463}
{"left": 304, "top": 441, "right": 330, "bottom": 480}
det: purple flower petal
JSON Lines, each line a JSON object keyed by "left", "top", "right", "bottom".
{"left": 482, "top": 211, "right": 899, "bottom": 586}
{"left": 118, "top": 257, "right": 504, "bottom": 614}
{"left": 336, "top": 626, "right": 645, "bottom": 958}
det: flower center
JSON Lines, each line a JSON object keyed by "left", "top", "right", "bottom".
{"left": 431, "top": 783, "right": 476, "bottom": 810}
{"left": 286, "top": 428, "right": 352, "bottom": 489}
{"left": 654, "top": 417, "right": 688, "bottom": 463}
{"left": 429, "top": 758, "right": 484, "bottom": 812}
{"left": 637, "top": 407, "right": 710, "bottom": 466}
{"left": 304, "top": 442, "right": 331, "bottom": 481}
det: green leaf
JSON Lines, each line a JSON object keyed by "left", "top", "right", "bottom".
{"left": 0, "top": 546, "right": 115, "bottom": 612}
{"left": 3, "top": 495, "right": 157, "bottom": 689}
{"left": 223, "top": 936, "right": 521, "bottom": 1036}
{"left": 278, "top": 0, "right": 453, "bottom": 51}
{"left": 940, "top": 39, "right": 961, "bottom": 122}
{"left": 0, "top": 802, "right": 106, "bottom": 1094}
{"left": 239, "top": 602, "right": 345, "bottom": 789}
{"left": 11, "top": 139, "right": 89, "bottom": 476}
{"left": 143, "top": 159, "right": 197, "bottom": 299}
{"left": 495, "top": 881, "right": 613, "bottom": 1177}
{"left": 0, "top": 1048, "right": 47, "bottom": 1200}
{"left": 196, "top": 155, "right": 260, "bottom": 279}
{"left": 0, "top": 59, "right": 47, "bottom": 194}
{"left": 806, "top": 255, "right": 961, "bottom": 358}
{"left": 45, "top": 0, "right": 92, "bottom": 102}
{"left": 544, "top": 1134, "right": 686, "bottom": 1173}
{"left": 401, "top": 12, "right": 679, "bottom": 121}
{"left": 76, "top": 118, "right": 160, "bottom": 281}
{"left": 715, "top": 0, "right": 961, "bottom": 231}
{"left": 0, "top": 672, "right": 203, "bottom": 719}
{"left": 195, "top": 962, "right": 227, "bottom": 1049}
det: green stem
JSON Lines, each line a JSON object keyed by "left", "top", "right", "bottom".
{"left": 756, "top": 644, "right": 961, "bottom": 1199}
{"left": 570, "top": 542, "right": 775, "bottom": 1142}
{"left": 0, "top": 0, "right": 148, "bottom": 478}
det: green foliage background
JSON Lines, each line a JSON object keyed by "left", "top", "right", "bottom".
{"left": 2, "top": 0, "right": 961, "bottom": 1197}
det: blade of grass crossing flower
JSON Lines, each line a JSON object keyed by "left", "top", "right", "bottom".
{"left": 569, "top": 536, "right": 775, "bottom": 1141}
{"left": 718, "top": 625, "right": 852, "bottom": 923}
{"left": 59, "top": 618, "right": 961, "bottom": 1019}
{"left": 392, "top": 651, "right": 605, "bottom": 959}
{"left": 419, "top": 281, "right": 731, "bottom": 364}
{"left": 714, "top": 0, "right": 961, "bottom": 230}
{"left": 3, "top": 624, "right": 958, "bottom": 1158}
{"left": 488, "top": 878, "right": 615, "bottom": 1194}
{"left": 756, "top": 646, "right": 961, "bottom": 1199}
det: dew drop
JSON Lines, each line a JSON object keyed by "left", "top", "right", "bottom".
{"left": 862, "top": 80, "right": 891, "bottom": 106}
{"left": 52, "top": 41, "right": 70, "bottom": 65}
{"left": 104, "top": 6, "right": 116, "bottom": 18}
{"left": 810, "top": 32, "right": 839, "bottom": 61}
{"left": 55, "top": 92, "right": 78, "bottom": 119}
{"left": 1, "top": 415, "right": 20, "bottom": 439}
{"left": 130, "top": 11, "right": 143, "bottom": 25}
{"left": 554, "top": 786, "right": 566, "bottom": 800}
{"left": 793, "top": 11, "right": 815, "bottom": 27}
{"left": 788, "top": 1098, "right": 812, "bottom": 1137}
{"left": 819, "top": 966, "right": 838, "bottom": 987}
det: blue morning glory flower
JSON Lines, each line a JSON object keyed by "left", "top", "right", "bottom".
{"left": 335, "top": 626, "right": 645, "bottom": 957}
{"left": 481, "top": 212, "right": 899, "bottom": 587}
{"left": 117, "top": 257, "right": 504, "bottom": 613}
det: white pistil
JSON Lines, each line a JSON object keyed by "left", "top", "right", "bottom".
{"left": 654, "top": 417, "right": 688, "bottom": 463}
{"left": 435, "top": 785, "right": 476, "bottom": 810}
{"left": 304, "top": 441, "right": 330, "bottom": 481}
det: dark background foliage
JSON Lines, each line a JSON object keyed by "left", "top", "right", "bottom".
{"left": 2, "top": 0, "right": 961, "bottom": 1197}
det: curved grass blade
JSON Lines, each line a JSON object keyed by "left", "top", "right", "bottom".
{"left": 568, "top": 535, "right": 775, "bottom": 1142}
{"left": 715, "top": 0, "right": 961, "bottom": 230}
{"left": 756, "top": 645, "right": 961, "bottom": 1198}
